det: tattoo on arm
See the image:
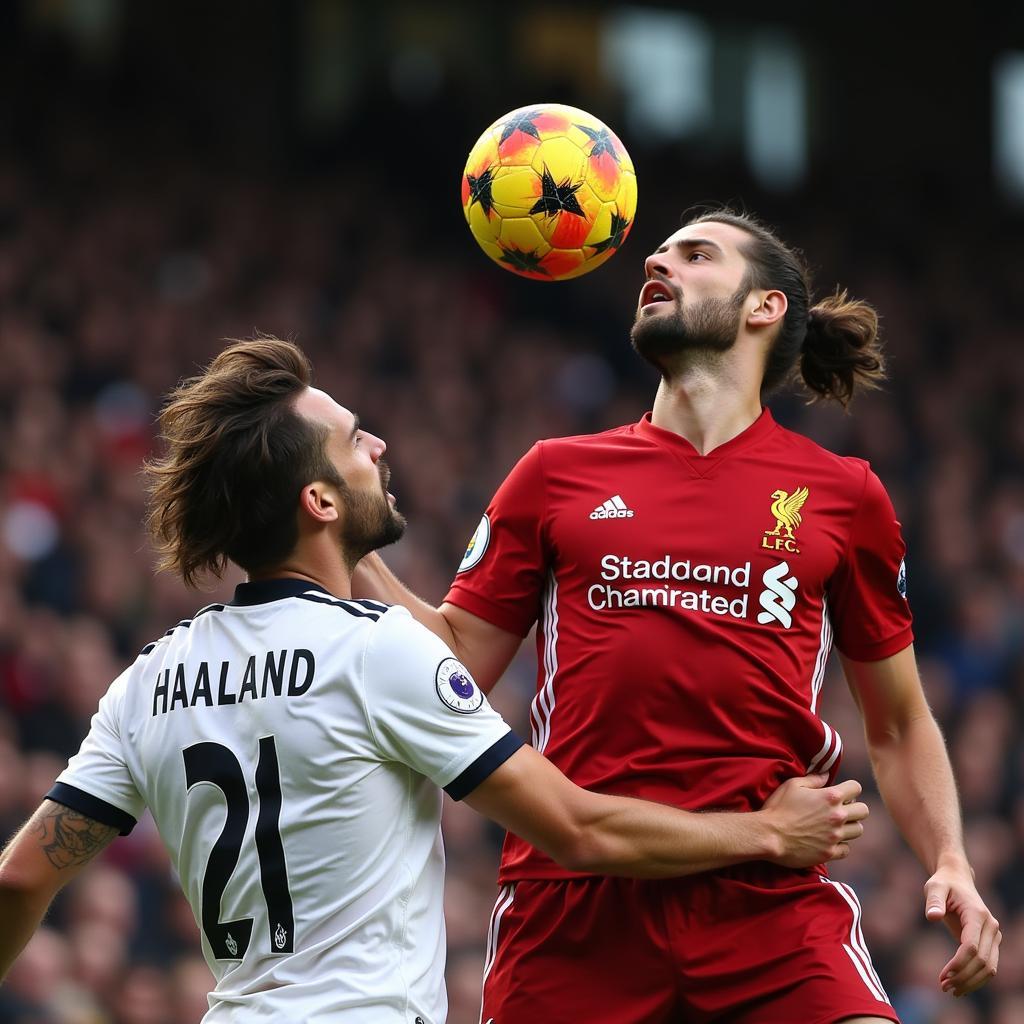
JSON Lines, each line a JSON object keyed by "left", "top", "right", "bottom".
{"left": 33, "top": 804, "right": 118, "bottom": 870}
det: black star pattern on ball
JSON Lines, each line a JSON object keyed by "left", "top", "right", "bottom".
{"left": 466, "top": 166, "right": 495, "bottom": 216}
{"left": 498, "top": 109, "right": 543, "bottom": 146}
{"left": 530, "top": 166, "right": 586, "bottom": 218}
{"left": 590, "top": 210, "right": 631, "bottom": 254}
{"left": 498, "top": 246, "right": 548, "bottom": 274}
{"left": 575, "top": 123, "right": 620, "bottom": 163}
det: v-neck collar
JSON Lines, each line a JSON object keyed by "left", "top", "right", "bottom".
{"left": 634, "top": 408, "right": 778, "bottom": 477}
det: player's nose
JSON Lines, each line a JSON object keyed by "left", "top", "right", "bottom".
{"left": 365, "top": 432, "right": 386, "bottom": 460}
{"left": 644, "top": 251, "right": 671, "bottom": 280}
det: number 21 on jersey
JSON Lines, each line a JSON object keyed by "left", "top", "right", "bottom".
{"left": 183, "top": 735, "right": 295, "bottom": 960}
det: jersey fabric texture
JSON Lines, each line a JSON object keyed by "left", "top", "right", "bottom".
{"left": 446, "top": 409, "right": 913, "bottom": 883}
{"left": 49, "top": 578, "right": 521, "bottom": 1024}
{"left": 480, "top": 872, "right": 900, "bottom": 1024}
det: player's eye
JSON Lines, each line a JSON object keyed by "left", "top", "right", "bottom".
{"left": 688, "top": 251, "right": 709, "bottom": 262}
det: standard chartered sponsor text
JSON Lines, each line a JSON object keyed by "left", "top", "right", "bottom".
{"left": 590, "top": 555, "right": 751, "bottom": 618}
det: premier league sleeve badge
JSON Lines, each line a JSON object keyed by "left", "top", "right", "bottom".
{"left": 435, "top": 658, "right": 485, "bottom": 714}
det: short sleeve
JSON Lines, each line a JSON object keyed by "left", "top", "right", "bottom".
{"left": 48, "top": 670, "right": 145, "bottom": 834}
{"left": 359, "top": 608, "right": 523, "bottom": 799}
{"left": 444, "top": 443, "right": 547, "bottom": 637}
{"left": 827, "top": 466, "right": 914, "bottom": 661}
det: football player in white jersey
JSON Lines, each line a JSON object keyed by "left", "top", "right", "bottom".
{"left": 0, "top": 338, "right": 870, "bottom": 1023}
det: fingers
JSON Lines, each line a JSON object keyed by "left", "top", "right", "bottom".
{"left": 978, "top": 916, "right": 1001, "bottom": 973}
{"left": 948, "top": 961, "right": 996, "bottom": 997}
{"left": 842, "top": 801, "right": 870, "bottom": 823}
{"left": 940, "top": 938, "right": 977, "bottom": 981}
{"left": 826, "top": 842, "right": 850, "bottom": 861}
{"left": 942, "top": 949, "right": 997, "bottom": 997}
{"left": 826, "top": 779, "right": 863, "bottom": 804}
{"left": 839, "top": 821, "right": 865, "bottom": 842}
{"left": 940, "top": 914, "right": 1001, "bottom": 997}
{"left": 943, "top": 917, "right": 981, "bottom": 974}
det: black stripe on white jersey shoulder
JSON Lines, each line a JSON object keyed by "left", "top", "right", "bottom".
{"left": 139, "top": 604, "right": 225, "bottom": 657}
{"left": 347, "top": 597, "right": 390, "bottom": 614}
{"left": 295, "top": 593, "right": 383, "bottom": 621}
{"left": 140, "top": 619, "right": 192, "bottom": 657}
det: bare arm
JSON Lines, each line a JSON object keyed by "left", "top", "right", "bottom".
{"left": 353, "top": 551, "right": 521, "bottom": 692}
{"left": 0, "top": 800, "right": 119, "bottom": 980}
{"left": 463, "top": 744, "right": 867, "bottom": 878}
{"left": 841, "top": 645, "right": 1001, "bottom": 996}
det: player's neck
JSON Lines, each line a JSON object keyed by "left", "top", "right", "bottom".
{"left": 650, "top": 370, "right": 762, "bottom": 456}
{"left": 247, "top": 543, "right": 354, "bottom": 601}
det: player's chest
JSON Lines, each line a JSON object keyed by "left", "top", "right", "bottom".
{"left": 545, "top": 460, "right": 849, "bottom": 596}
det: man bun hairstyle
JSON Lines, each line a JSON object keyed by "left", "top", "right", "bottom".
{"left": 687, "top": 208, "right": 885, "bottom": 406}
{"left": 145, "top": 336, "right": 342, "bottom": 587}
{"left": 801, "top": 289, "right": 883, "bottom": 407}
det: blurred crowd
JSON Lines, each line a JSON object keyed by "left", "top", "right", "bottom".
{"left": 0, "top": 117, "right": 1022, "bottom": 1024}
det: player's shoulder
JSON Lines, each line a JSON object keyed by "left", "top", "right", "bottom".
{"left": 533, "top": 422, "right": 641, "bottom": 462}
{"left": 538, "top": 421, "right": 638, "bottom": 451}
{"left": 769, "top": 421, "right": 875, "bottom": 495}
{"left": 137, "top": 599, "right": 226, "bottom": 658}
{"left": 359, "top": 605, "right": 458, "bottom": 689}
{"left": 360, "top": 602, "right": 443, "bottom": 651}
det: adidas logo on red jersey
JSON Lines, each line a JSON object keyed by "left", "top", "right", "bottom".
{"left": 590, "top": 495, "right": 634, "bottom": 519}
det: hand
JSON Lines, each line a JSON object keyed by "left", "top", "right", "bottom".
{"left": 924, "top": 861, "right": 1001, "bottom": 997}
{"left": 760, "top": 774, "right": 868, "bottom": 869}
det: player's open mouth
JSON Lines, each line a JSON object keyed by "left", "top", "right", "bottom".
{"left": 639, "top": 280, "right": 675, "bottom": 308}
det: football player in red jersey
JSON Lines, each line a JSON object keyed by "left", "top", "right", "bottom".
{"left": 355, "top": 209, "right": 1000, "bottom": 1023}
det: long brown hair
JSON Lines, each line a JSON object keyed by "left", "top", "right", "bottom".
{"left": 145, "top": 336, "right": 342, "bottom": 587}
{"left": 687, "top": 208, "right": 885, "bottom": 406}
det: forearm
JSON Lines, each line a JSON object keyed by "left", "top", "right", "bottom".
{"left": 352, "top": 552, "right": 457, "bottom": 649}
{"left": 0, "top": 885, "right": 53, "bottom": 981}
{"left": 868, "top": 711, "right": 966, "bottom": 873}
{"left": 568, "top": 794, "right": 780, "bottom": 878}
{"left": 0, "top": 811, "right": 56, "bottom": 981}
{"left": 0, "top": 800, "right": 119, "bottom": 979}
{"left": 467, "top": 747, "right": 854, "bottom": 876}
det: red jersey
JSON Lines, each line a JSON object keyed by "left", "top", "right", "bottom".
{"left": 445, "top": 409, "right": 913, "bottom": 882}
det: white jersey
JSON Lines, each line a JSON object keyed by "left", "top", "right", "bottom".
{"left": 50, "top": 578, "right": 521, "bottom": 1024}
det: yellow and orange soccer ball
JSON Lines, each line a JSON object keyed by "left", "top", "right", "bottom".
{"left": 461, "top": 104, "right": 637, "bottom": 281}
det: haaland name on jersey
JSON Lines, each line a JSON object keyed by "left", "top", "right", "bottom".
{"left": 152, "top": 649, "right": 314, "bottom": 717}
{"left": 589, "top": 554, "right": 754, "bottom": 619}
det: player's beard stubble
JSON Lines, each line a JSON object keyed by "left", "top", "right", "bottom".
{"left": 630, "top": 283, "right": 748, "bottom": 375}
{"left": 340, "top": 459, "right": 406, "bottom": 569}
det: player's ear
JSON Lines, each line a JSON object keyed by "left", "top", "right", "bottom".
{"left": 299, "top": 482, "right": 340, "bottom": 524}
{"left": 747, "top": 289, "right": 787, "bottom": 329}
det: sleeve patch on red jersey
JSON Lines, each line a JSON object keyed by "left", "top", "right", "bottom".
{"left": 897, "top": 558, "right": 908, "bottom": 599}
{"left": 457, "top": 515, "right": 490, "bottom": 573}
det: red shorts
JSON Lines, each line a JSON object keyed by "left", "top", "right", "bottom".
{"left": 480, "top": 867, "right": 900, "bottom": 1024}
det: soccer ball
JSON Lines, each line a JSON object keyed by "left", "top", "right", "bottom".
{"left": 461, "top": 103, "right": 637, "bottom": 281}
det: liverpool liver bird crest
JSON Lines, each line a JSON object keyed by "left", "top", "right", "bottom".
{"left": 768, "top": 487, "right": 809, "bottom": 540}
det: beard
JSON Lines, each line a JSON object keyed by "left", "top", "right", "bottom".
{"left": 630, "top": 284, "right": 748, "bottom": 373}
{"left": 340, "top": 460, "right": 406, "bottom": 568}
